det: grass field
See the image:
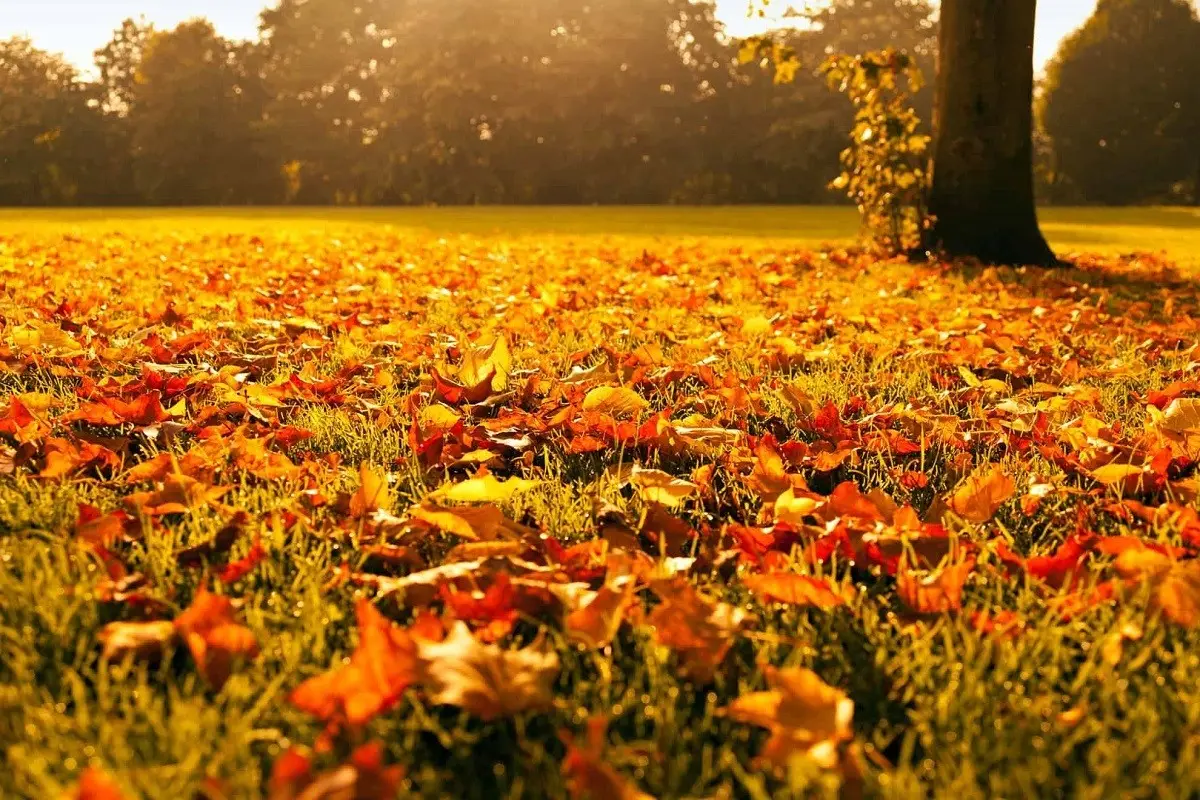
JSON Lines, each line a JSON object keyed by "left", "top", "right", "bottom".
{"left": 3, "top": 209, "right": 1200, "bottom": 799}
{"left": 4, "top": 205, "right": 1200, "bottom": 260}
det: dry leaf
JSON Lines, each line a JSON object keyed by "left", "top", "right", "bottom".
{"left": 647, "top": 578, "right": 752, "bottom": 683}
{"left": 565, "top": 579, "right": 637, "bottom": 648}
{"left": 628, "top": 466, "right": 697, "bottom": 507}
{"left": 173, "top": 587, "right": 259, "bottom": 690}
{"left": 1113, "top": 549, "right": 1200, "bottom": 628}
{"left": 417, "top": 621, "right": 559, "bottom": 720}
{"left": 431, "top": 475, "right": 538, "bottom": 503}
{"left": 948, "top": 466, "right": 1015, "bottom": 523}
{"left": 725, "top": 666, "right": 854, "bottom": 769}
{"left": 561, "top": 717, "right": 656, "bottom": 800}
{"left": 290, "top": 599, "right": 420, "bottom": 725}
{"left": 66, "top": 767, "right": 127, "bottom": 800}
{"left": 582, "top": 386, "right": 648, "bottom": 417}
{"left": 350, "top": 462, "right": 391, "bottom": 518}
{"left": 743, "top": 573, "right": 851, "bottom": 609}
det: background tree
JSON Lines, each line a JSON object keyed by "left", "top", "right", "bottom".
{"left": 0, "top": 38, "right": 116, "bottom": 205}
{"left": 127, "top": 21, "right": 280, "bottom": 204}
{"left": 1041, "top": 0, "right": 1200, "bottom": 205}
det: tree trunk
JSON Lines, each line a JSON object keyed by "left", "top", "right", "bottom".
{"left": 926, "top": 0, "right": 1058, "bottom": 266}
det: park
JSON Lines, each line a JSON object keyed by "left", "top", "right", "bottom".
{"left": 3, "top": 1, "right": 1200, "bottom": 799}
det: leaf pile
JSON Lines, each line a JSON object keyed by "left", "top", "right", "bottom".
{"left": 3, "top": 228, "right": 1200, "bottom": 798}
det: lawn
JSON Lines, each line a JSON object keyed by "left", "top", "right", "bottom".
{"left": 2, "top": 210, "right": 1200, "bottom": 799}
{"left": 4, "top": 205, "right": 1200, "bottom": 260}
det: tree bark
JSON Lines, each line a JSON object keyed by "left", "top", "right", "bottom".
{"left": 926, "top": 0, "right": 1058, "bottom": 266}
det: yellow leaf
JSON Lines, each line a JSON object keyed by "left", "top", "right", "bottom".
{"left": 628, "top": 467, "right": 697, "bottom": 507}
{"left": 350, "top": 463, "right": 390, "bottom": 518}
{"left": 1162, "top": 398, "right": 1200, "bottom": 432}
{"left": 410, "top": 502, "right": 532, "bottom": 541}
{"left": 725, "top": 666, "right": 854, "bottom": 769}
{"left": 431, "top": 475, "right": 538, "bottom": 504}
{"left": 582, "top": 386, "right": 648, "bottom": 417}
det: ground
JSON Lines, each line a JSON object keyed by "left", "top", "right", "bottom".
{"left": 2, "top": 208, "right": 1200, "bottom": 799}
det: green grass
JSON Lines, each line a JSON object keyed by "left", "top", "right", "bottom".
{"left": 4, "top": 205, "right": 1200, "bottom": 261}
{"left": 2, "top": 215, "right": 1200, "bottom": 798}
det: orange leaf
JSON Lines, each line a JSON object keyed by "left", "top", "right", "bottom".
{"left": 948, "top": 466, "right": 1015, "bottom": 523}
{"left": 743, "top": 573, "right": 850, "bottom": 609}
{"left": 68, "top": 767, "right": 127, "bottom": 800}
{"left": 173, "top": 586, "right": 259, "bottom": 690}
{"left": 290, "top": 599, "right": 419, "bottom": 725}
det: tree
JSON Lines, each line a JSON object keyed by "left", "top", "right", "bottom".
{"left": 127, "top": 21, "right": 280, "bottom": 204}
{"left": 925, "top": 0, "right": 1056, "bottom": 265}
{"left": 0, "top": 38, "right": 110, "bottom": 205}
{"left": 1041, "top": 0, "right": 1200, "bottom": 205}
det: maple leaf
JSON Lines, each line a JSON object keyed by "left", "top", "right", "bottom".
{"left": 1113, "top": 549, "right": 1200, "bottom": 628}
{"left": 290, "top": 599, "right": 420, "bottom": 725}
{"left": 581, "top": 386, "right": 649, "bottom": 417}
{"left": 350, "top": 462, "right": 391, "bottom": 518}
{"left": 947, "top": 466, "right": 1016, "bottom": 523}
{"left": 172, "top": 586, "right": 259, "bottom": 690}
{"left": 417, "top": 621, "right": 559, "bottom": 720}
{"left": 561, "top": 717, "right": 656, "bottom": 800}
{"left": 743, "top": 572, "right": 852, "bottom": 609}
{"left": 458, "top": 334, "right": 512, "bottom": 393}
{"left": 647, "top": 578, "right": 752, "bottom": 683}
{"left": 725, "top": 666, "right": 855, "bottom": 769}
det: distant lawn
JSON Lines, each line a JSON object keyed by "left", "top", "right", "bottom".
{"left": 3, "top": 205, "right": 1200, "bottom": 262}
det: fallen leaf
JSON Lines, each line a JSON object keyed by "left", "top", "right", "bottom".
{"left": 725, "top": 666, "right": 855, "bottom": 769}
{"left": 561, "top": 717, "right": 655, "bottom": 800}
{"left": 582, "top": 386, "right": 648, "bottom": 417}
{"left": 647, "top": 578, "right": 752, "bottom": 683}
{"left": 350, "top": 462, "right": 391, "bottom": 518}
{"left": 290, "top": 599, "right": 420, "bottom": 725}
{"left": 948, "top": 466, "right": 1015, "bottom": 523}
{"left": 417, "top": 621, "right": 559, "bottom": 720}
{"left": 173, "top": 587, "right": 259, "bottom": 690}
{"left": 67, "top": 767, "right": 127, "bottom": 800}
{"left": 742, "top": 573, "right": 851, "bottom": 609}
{"left": 431, "top": 474, "right": 538, "bottom": 503}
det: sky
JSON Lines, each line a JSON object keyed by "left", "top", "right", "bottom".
{"left": 1, "top": 0, "right": 1101, "bottom": 75}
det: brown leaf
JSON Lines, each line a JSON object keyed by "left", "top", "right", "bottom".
{"left": 647, "top": 578, "right": 752, "bottom": 683}
{"left": 565, "top": 579, "right": 637, "bottom": 648}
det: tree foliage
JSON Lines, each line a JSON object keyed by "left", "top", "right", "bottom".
{"left": 1041, "top": 0, "right": 1200, "bottom": 205}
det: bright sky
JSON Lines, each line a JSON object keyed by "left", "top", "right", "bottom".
{"left": 1, "top": 0, "right": 1101, "bottom": 74}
